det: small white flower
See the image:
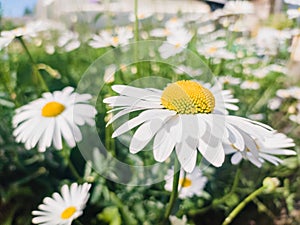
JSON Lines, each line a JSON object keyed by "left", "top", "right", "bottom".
{"left": 0, "top": 21, "right": 53, "bottom": 50}
{"left": 13, "top": 87, "right": 97, "bottom": 151}
{"left": 104, "top": 80, "right": 276, "bottom": 172}
{"left": 287, "top": 8, "right": 300, "bottom": 19}
{"left": 57, "top": 31, "right": 80, "bottom": 52}
{"left": 159, "top": 29, "right": 193, "bottom": 59}
{"left": 129, "top": 11, "right": 153, "bottom": 21}
{"left": 150, "top": 28, "right": 172, "bottom": 38}
{"left": 240, "top": 80, "right": 260, "bottom": 90}
{"left": 225, "top": 132, "right": 296, "bottom": 167}
{"left": 173, "top": 65, "right": 202, "bottom": 77}
{"left": 277, "top": 87, "right": 300, "bottom": 100}
{"left": 217, "top": 76, "right": 241, "bottom": 86}
{"left": 223, "top": 1, "right": 255, "bottom": 15}
{"left": 32, "top": 183, "right": 91, "bottom": 225}
{"left": 285, "top": 0, "right": 300, "bottom": 5}
{"left": 89, "top": 27, "right": 133, "bottom": 48}
{"left": 197, "top": 40, "right": 231, "bottom": 59}
{"left": 169, "top": 215, "right": 189, "bottom": 225}
{"left": 165, "top": 17, "right": 185, "bottom": 30}
{"left": 165, "top": 167, "right": 207, "bottom": 199}
{"left": 104, "top": 64, "right": 117, "bottom": 84}
{"left": 268, "top": 98, "right": 282, "bottom": 110}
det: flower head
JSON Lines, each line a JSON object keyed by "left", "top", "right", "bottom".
{"left": 89, "top": 27, "right": 133, "bottom": 48}
{"left": 13, "top": 87, "right": 97, "bottom": 151}
{"left": 32, "top": 183, "right": 91, "bottom": 225}
{"left": 104, "top": 79, "right": 276, "bottom": 172}
{"left": 224, "top": 132, "right": 296, "bottom": 167}
{"left": 165, "top": 167, "right": 207, "bottom": 199}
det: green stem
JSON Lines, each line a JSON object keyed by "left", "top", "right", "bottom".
{"left": 189, "top": 167, "right": 241, "bottom": 217}
{"left": 134, "top": 0, "right": 139, "bottom": 42}
{"left": 163, "top": 158, "right": 181, "bottom": 223}
{"left": 221, "top": 186, "right": 265, "bottom": 225}
{"left": 17, "top": 36, "right": 49, "bottom": 92}
{"left": 110, "top": 191, "right": 138, "bottom": 225}
{"left": 68, "top": 158, "right": 83, "bottom": 182}
{"left": 74, "top": 219, "right": 84, "bottom": 225}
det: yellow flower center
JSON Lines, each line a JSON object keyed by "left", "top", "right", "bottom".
{"left": 61, "top": 206, "right": 77, "bottom": 219}
{"left": 298, "top": 7, "right": 300, "bottom": 12}
{"left": 208, "top": 47, "right": 217, "bottom": 54}
{"left": 179, "top": 177, "right": 192, "bottom": 187}
{"left": 175, "top": 43, "right": 181, "bottom": 48}
{"left": 161, "top": 80, "right": 215, "bottom": 114}
{"left": 112, "top": 36, "right": 119, "bottom": 45}
{"left": 41, "top": 101, "right": 65, "bottom": 117}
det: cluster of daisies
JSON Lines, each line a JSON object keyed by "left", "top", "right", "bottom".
{"left": 1, "top": 0, "right": 299, "bottom": 224}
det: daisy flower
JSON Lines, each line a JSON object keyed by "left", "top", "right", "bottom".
{"left": 240, "top": 80, "right": 260, "bottom": 90}
{"left": 32, "top": 183, "right": 91, "bottom": 225}
{"left": 287, "top": 8, "right": 300, "bottom": 19}
{"left": 224, "top": 132, "right": 296, "bottom": 167}
{"left": 164, "top": 167, "right": 207, "bottom": 199}
{"left": 0, "top": 20, "right": 58, "bottom": 50}
{"left": 89, "top": 27, "right": 133, "bottom": 48}
{"left": 104, "top": 79, "right": 275, "bottom": 172}
{"left": 169, "top": 215, "right": 189, "bottom": 225}
{"left": 159, "top": 29, "right": 193, "bottom": 59}
{"left": 13, "top": 87, "right": 97, "bottom": 152}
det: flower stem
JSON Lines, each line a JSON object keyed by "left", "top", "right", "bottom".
{"left": 68, "top": 159, "right": 83, "bottom": 182}
{"left": 163, "top": 158, "right": 181, "bottom": 223}
{"left": 221, "top": 186, "right": 265, "bottom": 225}
{"left": 134, "top": 0, "right": 139, "bottom": 43}
{"left": 189, "top": 167, "right": 241, "bottom": 217}
{"left": 16, "top": 36, "right": 49, "bottom": 92}
{"left": 74, "top": 219, "right": 84, "bottom": 225}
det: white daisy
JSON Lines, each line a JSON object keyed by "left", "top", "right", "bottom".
{"left": 169, "top": 215, "right": 189, "bottom": 225}
{"left": 0, "top": 20, "right": 58, "bottom": 50}
{"left": 287, "top": 8, "right": 300, "bottom": 19}
{"left": 217, "top": 76, "right": 241, "bottom": 86}
{"left": 240, "top": 80, "right": 260, "bottom": 90}
{"left": 13, "top": 87, "right": 97, "bottom": 152}
{"left": 89, "top": 27, "right": 133, "bottom": 48}
{"left": 104, "top": 80, "right": 275, "bottom": 172}
{"left": 32, "top": 183, "right": 91, "bottom": 225}
{"left": 224, "top": 132, "right": 296, "bottom": 167}
{"left": 159, "top": 29, "right": 193, "bottom": 59}
{"left": 164, "top": 167, "right": 207, "bottom": 199}
{"left": 223, "top": 1, "right": 255, "bottom": 15}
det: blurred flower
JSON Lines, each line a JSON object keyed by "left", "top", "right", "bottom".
{"left": 0, "top": 21, "right": 53, "bottom": 50}
{"left": 197, "top": 23, "right": 215, "bottom": 36}
{"left": 150, "top": 28, "right": 172, "bottom": 38}
{"left": 165, "top": 17, "right": 185, "bottom": 30}
{"left": 217, "top": 76, "right": 241, "bottom": 86}
{"left": 268, "top": 98, "right": 282, "bottom": 110}
{"left": 277, "top": 87, "right": 300, "bottom": 100}
{"left": 284, "top": 0, "right": 300, "bottom": 5}
{"left": 287, "top": 8, "right": 300, "bottom": 19}
{"left": 57, "top": 31, "right": 81, "bottom": 52}
{"left": 225, "top": 132, "right": 295, "bottom": 167}
{"left": 255, "top": 27, "right": 280, "bottom": 56}
{"left": 104, "top": 64, "right": 117, "bottom": 84}
{"left": 32, "top": 183, "right": 91, "bottom": 225}
{"left": 169, "top": 215, "right": 189, "bottom": 225}
{"left": 223, "top": 1, "right": 255, "bottom": 15}
{"left": 89, "top": 27, "right": 133, "bottom": 48}
{"left": 173, "top": 65, "right": 202, "bottom": 77}
{"left": 197, "top": 40, "right": 234, "bottom": 59}
{"left": 129, "top": 11, "right": 153, "bottom": 21}
{"left": 240, "top": 80, "right": 260, "bottom": 90}
{"left": 164, "top": 167, "right": 207, "bottom": 199}
{"left": 13, "top": 87, "right": 97, "bottom": 151}
{"left": 159, "top": 29, "right": 193, "bottom": 59}
{"left": 104, "top": 80, "right": 276, "bottom": 172}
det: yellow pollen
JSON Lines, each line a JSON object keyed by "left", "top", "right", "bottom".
{"left": 179, "top": 177, "right": 192, "bottom": 187}
{"left": 161, "top": 80, "right": 215, "bottom": 114}
{"left": 298, "top": 7, "right": 300, "bottom": 12}
{"left": 208, "top": 47, "right": 217, "bottom": 54}
{"left": 175, "top": 43, "right": 181, "bottom": 48}
{"left": 61, "top": 206, "right": 77, "bottom": 219}
{"left": 112, "top": 36, "right": 119, "bottom": 44}
{"left": 42, "top": 101, "right": 65, "bottom": 117}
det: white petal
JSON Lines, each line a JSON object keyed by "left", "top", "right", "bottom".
{"left": 129, "top": 119, "right": 163, "bottom": 153}
{"left": 112, "top": 109, "right": 175, "bottom": 138}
